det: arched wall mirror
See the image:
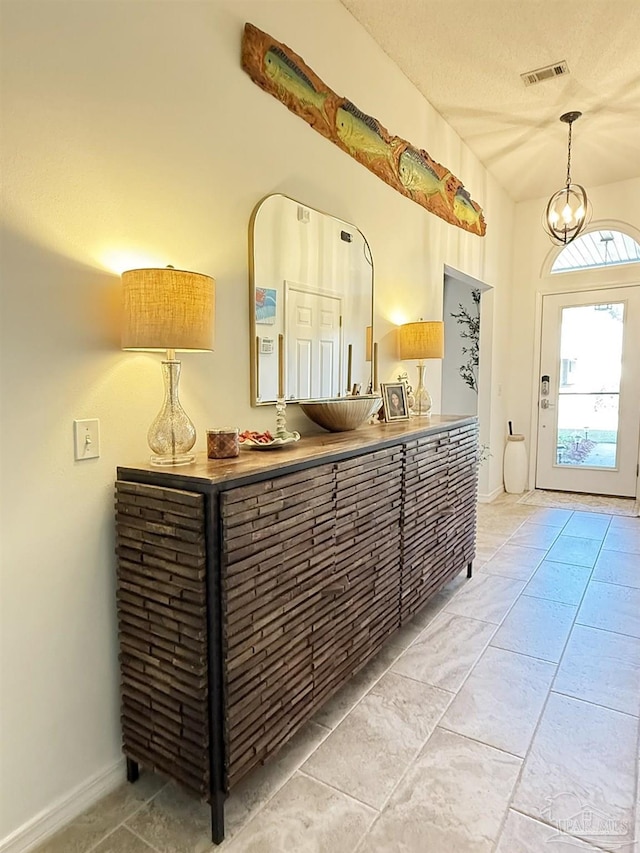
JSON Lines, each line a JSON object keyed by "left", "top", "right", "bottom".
{"left": 249, "top": 194, "right": 374, "bottom": 405}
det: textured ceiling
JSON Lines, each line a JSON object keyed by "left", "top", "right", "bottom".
{"left": 339, "top": 0, "right": 640, "bottom": 202}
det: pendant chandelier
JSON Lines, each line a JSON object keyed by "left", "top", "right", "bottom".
{"left": 543, "top": 111, "right": 590, "bottom": 245}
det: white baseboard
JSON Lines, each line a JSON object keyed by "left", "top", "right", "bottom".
{"left": 0, "top": 759, "right": 125, "bottom": 853}
{"left": 478, "top": 485, "right": 504, "bottom": 503}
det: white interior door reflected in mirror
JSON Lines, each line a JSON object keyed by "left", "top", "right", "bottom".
{"left": 285, "top": 283, "right": 342, "bottom": 399}
{"left": 249, "top": 194, "right": 374, "bottom": 405}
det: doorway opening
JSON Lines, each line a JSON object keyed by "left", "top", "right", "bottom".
{"left": 535, "top": 285, "right": 640, "bottom": 498}
{"left": 533, "top": 221, "right": 640, "bottom": 501}
{"left": 443, "top": 266, "right": 493, "bottom": 499}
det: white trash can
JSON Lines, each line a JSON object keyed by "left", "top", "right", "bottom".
{"left": 504, "top": 434, "right": 527, "bottom": 494}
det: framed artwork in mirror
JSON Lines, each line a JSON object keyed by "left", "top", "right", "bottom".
{"left": 381, "top": 382, "right": 410, "bottom": 422}
{"left": 255, "top": 288, "right": 277, "bottom": 325}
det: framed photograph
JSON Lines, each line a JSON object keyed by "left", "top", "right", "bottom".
{"left": 381, "top": 382, "right": 410, "bottom": 422}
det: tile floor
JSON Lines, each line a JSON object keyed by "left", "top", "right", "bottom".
{"left": 35, "top": 494, "right": 640, "bottom": 853}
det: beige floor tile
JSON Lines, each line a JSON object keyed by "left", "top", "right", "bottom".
{"left": 443, "top": 573, "right": 526, "bottom": 624}
{"left": 512, "top": 693, "right": 638, "bottom": 851}
{"left": 488, "top": 493, "right": 524, "bottom": 506}
{"left": 577, "top": 580, "right": 640, "bottom": 638}
{"left": 490, "top": 595, "right": 576, "bottom": 662}
{"left": 125, "top": 782, "right": 212, "bottom": 853}
{"left": 440, "top": 646, "right": 555, "bottom": 757}
{"left": 474, "top": 531, "right": 509, "bottom": 563}
{"left": 603, "top": 526, "right": 640, "bottom": 554}
{"left": 525, "top": 507, "right": 573, "bottom": 527}
{"left": 508, "top": 522, "right": 561, "bottom": 549}
{"left": 356, "top": 728, "right": 521, "bottom": 853}
{"left": 554, "top": 624, "right": 640, "bottom": 716}
{"left": 545, "top": 535, "right": 603, "bottom": 568}
{"left": 302, "top": 672, "right": 451, "bottom": 808}
{"left": 610, "top": 515, "right": 640, "bottom": 529}
{"left": 224, "top": 720, "right": 330, "bottom": 836}
{"left": 392, "top": 611, "right": 496, "bottom": 691}
{"left": 92, "top": 827, "right": 158, "bottom": 853}
{"left": 562, "top": 511, "right": 612, "bottom": 540}
{"left": 475, "top": 514, "right": 529, "bottom": 538}
{"left": 592, "top": 548, "right": 640, "bottom": 589}
{"left": 33, "top": 772, "right": 166, "bottom": 853}
{"left": 479, "top": 543, "right": 547, "bottom": 581}
{"left": 636, "top": 771, "right": 640, "bottom": 853}
{"left": 524, "top": 559, "right": 592, "bottom": 605}
{"left": 221, "top": 772, "right": 376, "bottom": 853}
{"left": 495, "top": 809, "right": 611, "bottom": 853}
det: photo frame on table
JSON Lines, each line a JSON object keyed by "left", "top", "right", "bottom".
{"left": 380, "top": 382, "right": 410, "bottom": 422}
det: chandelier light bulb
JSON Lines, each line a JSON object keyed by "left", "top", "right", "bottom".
{"left": 562, "top": 203, "right": 573, "bottom": 224}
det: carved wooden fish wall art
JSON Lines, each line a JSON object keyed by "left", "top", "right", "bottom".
{"left": 241, "top": 23, "right": 486, "bottom": 237}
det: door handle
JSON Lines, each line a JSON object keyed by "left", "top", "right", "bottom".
{"left": 540, "top": 399, "right": 556, "bottom": 409}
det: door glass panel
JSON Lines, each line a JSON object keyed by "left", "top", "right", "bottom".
{"left": 557, "top": 395, "right": 620, "bottom": 467}
{"left": 556, "top": 302, "right": 624, "bottom": 469}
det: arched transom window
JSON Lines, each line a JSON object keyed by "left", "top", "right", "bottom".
{"left": 551, "top": 229, "right": 640, "bottom": 274}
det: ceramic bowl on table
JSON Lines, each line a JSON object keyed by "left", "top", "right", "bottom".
{"left": 299, "top": 395, "right": 381, "bottom": 432}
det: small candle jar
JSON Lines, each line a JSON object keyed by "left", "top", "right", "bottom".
{"left": 207, "top": 428, "right": 239, "bottom": 459}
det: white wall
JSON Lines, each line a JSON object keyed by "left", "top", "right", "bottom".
{"left": 443, "top": 275, "right": 481, "bottom": 416}
{"left": 509, "top": 178, "right": 640, "bottom": 488}
{"left": 0, "top": 0, "right": 515, "bottom": 844}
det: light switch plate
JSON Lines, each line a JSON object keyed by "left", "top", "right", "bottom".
{"left": 74, "top": 419, "right": 100, "bottom": 460}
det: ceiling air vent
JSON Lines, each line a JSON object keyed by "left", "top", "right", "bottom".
{"left": 521, "top": 61, "right": 570, "bottom": 87}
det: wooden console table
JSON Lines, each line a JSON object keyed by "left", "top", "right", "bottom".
{"left": 115, "top": 415, "right": 478, "bottom": 843}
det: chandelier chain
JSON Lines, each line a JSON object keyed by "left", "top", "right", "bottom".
{"left": 565, "top": 120, "right": 573, "bottom": 188}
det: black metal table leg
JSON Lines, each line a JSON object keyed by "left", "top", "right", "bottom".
{"left": 211, "top": 793, "right": 225, "bottom": 844}
{"left": 467, "top": 561, "right": 473, "bottom": 578}
{"left": 126, "top": 757, "right": 139, "bottom": 783}
{"left": 207, "top": 493, "right": 227, "bottom": 845}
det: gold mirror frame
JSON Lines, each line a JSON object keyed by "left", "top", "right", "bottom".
{"left": 249, "top": 194, "right": 374, "bottom": 406}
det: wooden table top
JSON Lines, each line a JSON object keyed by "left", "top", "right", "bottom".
{"left": 117, "top": 415, "right": 477, "bottom": 490}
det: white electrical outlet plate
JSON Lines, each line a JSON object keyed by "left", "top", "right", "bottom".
{"left": 74, "top": 419, "right": 100, "bottom": 460}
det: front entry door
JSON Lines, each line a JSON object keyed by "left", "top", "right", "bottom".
{"left": 536, "top": 285, "right": 640, "bottom": 497}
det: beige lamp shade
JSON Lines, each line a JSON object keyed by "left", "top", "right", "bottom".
{"left": 399, "top": 321, "right": 444, "bottom": 360}
{"left": 122, "top": 267, "right": 215, "bottom": 351}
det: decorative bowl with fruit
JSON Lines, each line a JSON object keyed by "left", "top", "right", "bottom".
{"left": 238, "top": 429, "right": 300, "bottom": 450}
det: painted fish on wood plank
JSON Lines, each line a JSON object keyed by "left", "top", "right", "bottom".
{"left": 241, "top": 23, "right": 486, "bottom": 236}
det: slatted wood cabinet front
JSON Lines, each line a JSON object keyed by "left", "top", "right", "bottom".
{"left": 115, "top": 418, "right": 478, "bottom": 829}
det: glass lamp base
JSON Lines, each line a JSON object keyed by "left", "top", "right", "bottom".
{"left": 147, "top": 359, "right": 197, "bottom": 466}
{"left": 150, "top": 453, "right": 195, "bottom": 467}
{"left": 411, "top": 363, "right": 432, "bottom": 417}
